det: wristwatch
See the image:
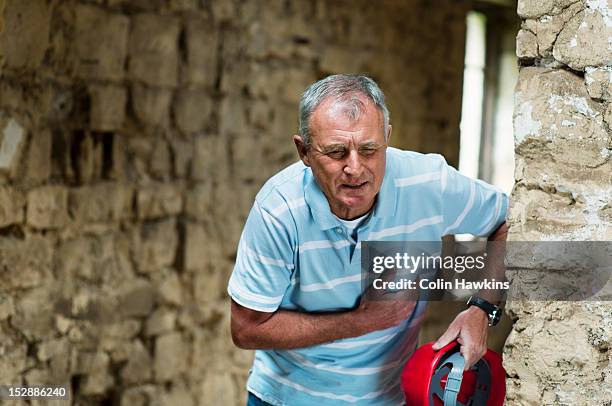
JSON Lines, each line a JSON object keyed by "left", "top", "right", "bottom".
{"left": 467, "top": 296, "right": 502, "bottom": 326}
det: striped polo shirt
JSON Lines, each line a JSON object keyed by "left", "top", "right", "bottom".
{"left": 228, "top": 147, "right": 508, "bottom": 406}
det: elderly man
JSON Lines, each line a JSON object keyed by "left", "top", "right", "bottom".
{"left": 228, "top": 74, "right": 508, "bottom": 406}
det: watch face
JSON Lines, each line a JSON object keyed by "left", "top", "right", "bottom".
{"left": 490, "top": 309, "right": 501, "bottom": 326}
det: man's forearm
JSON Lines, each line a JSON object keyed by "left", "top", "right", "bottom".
{"left": 231, "top": 292, "right": 416, "bottom": 350}
{"left": 232, "top": 307, "right": 364, "bottom": 350}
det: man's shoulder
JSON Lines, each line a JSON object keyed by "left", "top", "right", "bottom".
{"left": 255, "top": 160, "right": 308, "bottom": 210}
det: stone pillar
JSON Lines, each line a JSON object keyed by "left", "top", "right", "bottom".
{"left": 506, "top": 0, "right": 611, "bottom": 404}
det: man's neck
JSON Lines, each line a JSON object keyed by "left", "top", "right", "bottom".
{"left": 331, "top": 197, "right": 376, "bottom": 220}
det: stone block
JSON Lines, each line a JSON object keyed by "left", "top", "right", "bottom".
{"left": 122, "top": 136, "right": 151, "bottom": 180}
{"left": 154, "top": 332, "right": 188, "bottom": 382}
{"left": 129, "top": 14, "right": 180, "bottom": 87}
{"left": 0, "top": 185, "right": 24, "bottom": 227}
{"left": 37, "top": 338, "right": 69, "bottom": 362}
{"left": 282, "top": 69, "right": 316, "bottom": 104}
{"left": 22, "top": 129, "right": 51, "bottom": 185}
{"left": 0, "top": 333, "right": 27, "bottom": 384}
{"left": 0, "top": 295, "right": 15, "bottom": 321}
{"left": 185, "top": 182, "right": 213, "bottom": 221}
{"left": 517, "top": 0, "right": 554, "bottom": 18}
{"left": 553, "top": 8, "right": 612, "bottom": 71}
{"left": 120, "top": 386, "right": 159, "bottom": 406}
{"left": 173, "top": 89, "right": 211, "bottom": 134}
{"left": 89, "top": 84, "right": 127, "bottom": 131}
{"left": 145, "top": 308, "right": 176, "bottom": 336}
{"left": 320, "top": 46, "right": 370, "bottom": 74}
{"left": 117, "top": 278, "right": 156, "bottom": 317}
{"left": 0, "top": 0, "right": 50, "bottom": 69}
{"left": 516, "top": 29, "right": 538, "bottom": 59}
{"left": 131, "top": 84, "right": 172, "bottom": 127}
{"left": 232, "top": 135, "right": 262, "bottom": 182}
{"left": 192, "top": 135, "right": 229, "bottom": 181}
{"left": 70, "top": 132, "right": 105, "bottom": 185}
{"left": 168, "top": 0, "right": 198, "bottom": 11}
{"left": 194, "top": 268, "right": 224, "bottom": 304}
{"left": 75, "top": 5, "right": 129, "bottom": 80}
{"left": 150, "top": 138, "right": 172, "bottom": 180}
{"left": 120, "top": 340, "right": 152, "bottom": 384}
{"left": 0, "top": 117, "right": 26, "bottom": 179}
{"left": 184, "top": 222, "right": 208, "bottom": 272}
{"left": 218, "top": 96, "right": 248, "bottom": 137}
{"left": 58, "top": 236, "right": 96, "bottom": 280}
{"left": 0, "top": 236, "right": 51, "bottom": 291}
{"left": 69, "top": 183, "right": 133, "bottom": 224}
{"left": 219, "top": 55, "right": 250, "bottom": 95}
{"left": 199, "top": 371, "right": 238, "bottom": 405}
{"left": 210, "top": 0, "right": 236, "bottom": 22}
{"left": 11, "top": 287, "right": 55, "bottom": 341}
{"left": 514, "top": 68, "right": 608, "bottom": 168}
{"left": 137, "top": 183, "right": 183, "bottom": 220}
{"left": 100, "top": 319, "right": 141, "bottom": 341}
{"left": 158, "top": 269, "right": 184, "bottom": 306}
{"left": 26, "top": 185, "right": 69, "bottom": 229}
{"left": 248, "top": 100, "right": 272, "bottom": 130}
{"left": 585, "top": 66, "right": 612, "bottom": 101}
{"left": 504, "top": 303, "right": 611, "bottom": 403}
{"left": 183, "top": 17, "right": 218, "bottom": 87}
{"left": 533, "top": 2, "right": 583, "bottom": 57}
{"left": 77, "top": 352, "right": 114, "bottom": 395}
{"left": 517, "top": 0, "right": 578, "bottom": 19}
{"left": 135, "top": 218, "right": 178, "bottom": 273}
{"left": 160, "top": 385, "right": 195, "bottom": 406}
{"left": 169, "top": 137, "right": 193, "bottom": 178}
{"left": 107, "top": 0, "right": 164, "bottom": 9}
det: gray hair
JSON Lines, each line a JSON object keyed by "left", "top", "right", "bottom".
{"left": 298, "top": 74, "right": 390, "bottom": 147}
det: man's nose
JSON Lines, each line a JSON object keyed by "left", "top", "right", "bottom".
{"left": 343, "top": 150, "right": 364, "bottom": 177}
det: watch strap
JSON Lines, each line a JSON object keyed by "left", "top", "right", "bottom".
{"left": 467, "top": 296, "right": 501, "bottom": 326}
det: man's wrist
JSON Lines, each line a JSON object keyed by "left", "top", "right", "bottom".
{"left": 467, "top": 296, "right": 502, "bottom": 326}
{"left": 466, "top": 305, "right": 488, "bottom": 320}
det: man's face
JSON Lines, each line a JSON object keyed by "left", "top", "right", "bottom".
{"left": 294, "top": 96, "right": 390, "bottom": 220}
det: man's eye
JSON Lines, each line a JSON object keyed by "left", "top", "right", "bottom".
{"left": 359, "top": 147, "right": 378, "bottom": 156}
{"left": 326, "top": 150, "right": 346, "bottom": 159}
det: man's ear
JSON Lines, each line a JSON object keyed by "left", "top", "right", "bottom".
{"left": 293, "top": 135, "right": 310, "bottom": 166}
{"left": 386, "top": 125, "right": 392, "bottom": 144}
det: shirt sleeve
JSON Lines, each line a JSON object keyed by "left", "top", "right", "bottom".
{"left": 440, "top": 159, "right": 508, "bottom": 237}
{"left": 227, "top": 200, "right": 295, "bottom": 312}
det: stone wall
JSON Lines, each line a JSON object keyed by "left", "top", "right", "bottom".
{"left": 507, "top": 0, "right": 611, "bottom": 404}
{"left": 0, "top": 1, "right": 470, "bottom": 404}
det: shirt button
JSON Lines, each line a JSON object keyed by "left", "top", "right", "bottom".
{"left": 336, "top": 228, "right": 343, "bottom": 234}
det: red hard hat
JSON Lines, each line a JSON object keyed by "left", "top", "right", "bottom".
{"left": 401, "top": 341, "right": 506, "bottom": 406}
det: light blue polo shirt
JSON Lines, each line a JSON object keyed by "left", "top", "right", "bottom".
{"left": 228, "top": 147, "right": 508, "bottom": 406}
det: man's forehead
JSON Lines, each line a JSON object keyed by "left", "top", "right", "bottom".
{"left": 310, "top": 96, "right": 384, "bottom": 140}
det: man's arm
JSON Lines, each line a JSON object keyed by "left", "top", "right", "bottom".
{"left": 231, "top": 294, "right": 417, "bottom": 349}
{"left": 432, "top": 222, "right": 508, "bottom": 368}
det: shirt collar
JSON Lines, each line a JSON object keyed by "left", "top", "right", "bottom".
{"left": 304, "top": 153, "right": 397, "bottom": 231}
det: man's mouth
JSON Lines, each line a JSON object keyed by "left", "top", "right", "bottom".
{"left": 342, "top": 181, "right": 368, "bottom": 189}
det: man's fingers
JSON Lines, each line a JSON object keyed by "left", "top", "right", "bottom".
{"left": 460, "top": 343, "right": 486, "bottom": 370}
{"left": 460, "top": 345, "right": 474, "bottom": 370}
{"left": 432, "top": 325, "right": 459, "bottom": 351}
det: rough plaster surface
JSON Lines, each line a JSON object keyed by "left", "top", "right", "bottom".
{"left": 0, "top": 0, "right": 470, "bottom": 404}
{"left": 509, "top": 0, "right": 612, "bottom": 403}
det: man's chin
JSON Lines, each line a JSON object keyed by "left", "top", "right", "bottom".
{"left": 337, "top": 195, "right": 374, "bottom": 212}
